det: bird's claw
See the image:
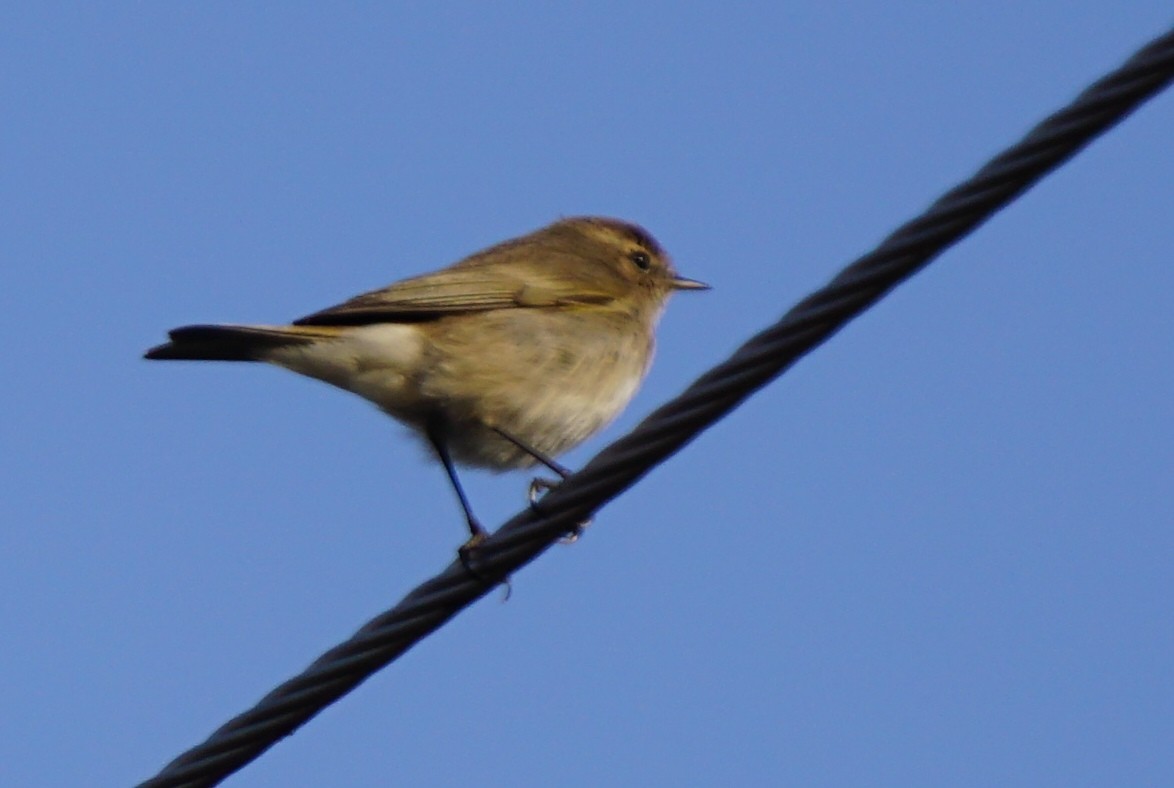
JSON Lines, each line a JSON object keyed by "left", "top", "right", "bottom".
{"left": 527, "top": 476, "right": 593, "bottom": 544}
{"left": 457, "top": 532, "right": 512, "bottom": 600}
{"left": 528, "top": 476, "right": 559, "bottom": 505}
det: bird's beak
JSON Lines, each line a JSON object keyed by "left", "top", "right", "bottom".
{"left": 671, "top": 275, "right": 711, "bottom": 291}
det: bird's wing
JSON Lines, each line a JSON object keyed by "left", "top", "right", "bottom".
{"left": 294, "top": 261, "right": 618, "bottom": 326}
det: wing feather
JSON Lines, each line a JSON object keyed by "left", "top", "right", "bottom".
{"left": 294, "top": 258, "right": 619, "bottom": 326}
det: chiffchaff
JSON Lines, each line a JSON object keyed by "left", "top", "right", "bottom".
{"left": 145, "top": 216, "right": 708, "bottom": 547}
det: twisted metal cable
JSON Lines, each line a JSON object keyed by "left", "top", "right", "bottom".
{"left": 140, "top": 27, "right": 1174, "bottom": 788}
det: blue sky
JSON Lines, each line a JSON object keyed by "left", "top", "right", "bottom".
{"left": 3, "top": 4, "right": 1171, "bottom": 786}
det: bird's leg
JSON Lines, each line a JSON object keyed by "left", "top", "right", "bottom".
{"left": 490, "top": 426, "right": 572, "bottom": 478}
{"left": 426, "top": 421, "right": 484, "bottom": 542}
{"left": 491, "top": 426, "right": 591, "bottom": 542}
{"left": 426, "top": 419, "right": 495, "bottom": 580}
{"left": 490, "top": 425, "right": 571, "bottom": 503}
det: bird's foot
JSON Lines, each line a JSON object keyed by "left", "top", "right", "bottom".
{"left": 457, "top": 531, "right": 512, "bottom": 601}
{"left": 527, "top": 476, "right": 593, "bottom": 544}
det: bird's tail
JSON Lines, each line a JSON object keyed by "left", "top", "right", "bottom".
{"left": 144, "top": 324, "right": 341, "bottom": 362}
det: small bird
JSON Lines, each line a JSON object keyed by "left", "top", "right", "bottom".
{"left": 145, "top": 217, "right": 708, "bottom": 552}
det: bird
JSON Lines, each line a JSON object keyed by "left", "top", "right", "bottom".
{"left": 145, "top": 216, "right": 708, "bottom": 553}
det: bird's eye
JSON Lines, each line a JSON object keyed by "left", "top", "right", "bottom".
{"left": 629, "top": 250, "right": 652, "bottom": 271}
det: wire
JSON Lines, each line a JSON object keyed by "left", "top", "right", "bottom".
{"left": 138, "top": 26, "right": 1174, "bottom": 788}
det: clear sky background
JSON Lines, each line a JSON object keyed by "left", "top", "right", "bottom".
{"left": 3, "top": 5, "right": 1171, "bottom": 787}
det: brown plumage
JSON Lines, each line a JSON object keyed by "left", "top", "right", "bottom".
{"left": 146, "top": 216, "right": 708, "bottom": 541}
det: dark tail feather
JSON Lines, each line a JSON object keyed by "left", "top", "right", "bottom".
{"left": 144, "top": 324, "right": 318, "bottom": 362}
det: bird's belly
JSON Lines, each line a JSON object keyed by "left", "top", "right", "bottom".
{"left": 444, "top": 360, "right": 644, "bottom": 469}
{"left": 426, "top": 315, "right": 652, "bottom": 470}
